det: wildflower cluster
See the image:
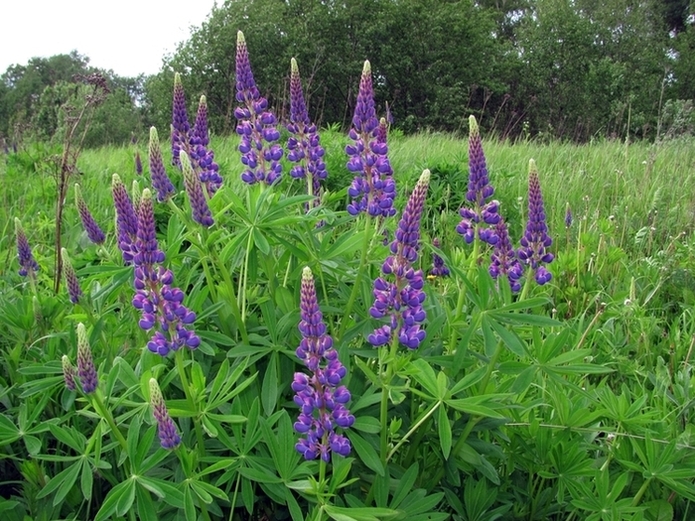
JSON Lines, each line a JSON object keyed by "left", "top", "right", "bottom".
{"left": 292, "top": 267, "right": 354, "bottom": 461}
{"left": 149, "top": 378, "right": 181, "bottom": 449}
{"left": 132, "top": 189, "right": 200, "bottom": 356}
{"left": 234, "top": 31, "right": 283, "bottom": 186}
{"left": 346, "top": 61, "right": 396, "bottom": 217}
{"left": 170, "top": 73, "right": 222, "bottom": 195}
{"left": 287, "top": 57, "right": 327, "bottom": 213}
{"left": 14, "top": 217, "right": 39, "bottom": 278}
{"left": 75, "top": 184, "right": 105, "bottom": 244}
{"left": 456, "top": 116, "right": 500, "bottom": 244}
{"left": 518, "top": 160, "right": 554, "bottom": 285}
{"left": 369, "top": 169, "right": 430, "bottom": 349}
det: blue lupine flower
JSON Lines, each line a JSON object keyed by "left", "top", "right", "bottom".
{"left": 518, "top": 159, "right": 554, "bottom": 285}
{"left": 235, "top": 31, "right": 283, "bottom": 185}
{"left": 369, "top": 170, "right": 430, "bottom": 350}
{"left": 189, "top": 95, "right": 223, "bottom": 195}
{"left": 76, "top": 323, "right": 98, "bottom": 394}
{"left": 75, "top": 184, "right": 106, "bottom": 244}
{"left": 292, "top": 267, "right": 354, "bottom": 461}
{"left": 429, "top": 238, "right": 450, "bottom": 278}
{"left": 14, "top": 217, "right": 39, "bottom": 278}
{"left": 456, "top": 116, "right": 500, "bottom": 245}
{"left": 345, "top": 61, "right": 396, "bottom": 217}
{"left": 489, "top": 219, "right": 523, "bottom": 292}
{"left": 171, "top": 72, "right": 191, "bottom": 169}
{"left": 148, "top": 127, "right": 176, "bottom": 202}
{"left": 112, "top": 174, "right": 139, "bottom": 264}
{"left": 287, "top": 58, "right": 327, "bottom": 214}
{"left": 132, "top": 189, "right": 201, "bottom": 355}
{"left": 149, "top": 378, "right": 181, "bottom": 449}
{"left": 61, "top": 248, "right": 82, "bottom": 304}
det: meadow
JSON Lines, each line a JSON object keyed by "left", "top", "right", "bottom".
{"left": 4, "top": 54, "right": 695, "bottom": 521}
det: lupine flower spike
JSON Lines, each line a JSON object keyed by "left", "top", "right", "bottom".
{"left": 132, "top": 189, "right": 201, "bottom": 355}
{"left": 565, "top": 202, "right": 572, "bottom": 228}
{"left": 287, "top": 58, "right": 327, "bottom": 214}
{"left": 75, "top": 184, "right": 105, "bottom": 244}
{"left": 456, "top": 116, "right": 500, "bottom": 245}
{"left": 346, "top": 61, "right": 396, "bottom": 217}
{"left": 369, "top": 169, "right": 430, "bottom": 349}
{"left": 489, "top": 218, "right": 523, "bottom": 292}
{"left": 14, "top": 217, "right": 39, "bottom": 278}
{"left": 292, "top": 267, "right": 354, "bottom": 461}
{"left": 189, "top": 95, "right": 223, "bottom": 195}
{"left": 148, "top": 127, "right": 176, "bottom": 202}
{"left": 112, "top": 174, "right": 139, "bottom": 264}
{"left": 135, "top": 150, "right": 143, "bottom": 175}
{"left": 171, "top": 72, "right": 191, "bottom": 168}
{"left": 149, "top": 378, "right": 181, "bottom": 449}
{"left": 518, "top": 159, "right": 554, "bottom": 285}
{"left": 235, "top": 31, "right": 283, "bottom": 185}
{"left": 76, "top": 323, "right": 98, "bottom": 394}
{"left": 61, "top": 248, "right": 82, "bottom": 304}
{"left": 62, "top": 355, "right": 77, "bottom": 392}
{"left": 180, "top": 151, "right": 214, "bottom": 227}
{"left": 429, "top": 238, "right": 450, "bottom": 278}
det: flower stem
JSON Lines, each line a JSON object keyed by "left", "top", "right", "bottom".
{"left": 91, "top": 391, "right": 128, "bottom": 454}
{"left": 175, "top": 350, "right": 206, "bottom": 460}
{"left": 339, "top": 214, "right": 373, "bottom": 339}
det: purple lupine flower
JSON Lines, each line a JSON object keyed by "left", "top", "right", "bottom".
{"left": 14, "top": 217, "right": 39, "bottom": 278}
{"left": 346, "top": 61, "right": 396, "bottom": 217}
{"left": 489, "top": 219, "right": 523, "bottom": 292}
{"left": 369, "top": 170, "right": 430, "bottom": 350}
{"left": 171, "top": 72, "right": 191, "bottom": 168}
{"left": 132, "top": 189, "right": 201, "bottom": 356}
{"left": 76, "top": 323, "right": 98, "bottom": 394}
{"left": 375, "top": 117, "right": 388, "bottom": 145}
{"left": 235, "top": 31, "right": 283, "bottom": 186}
{"left": 149, "top": 378, "right": 181, "bottom": 449}
{"left": 62, "top": 355, "right": 77, "bottom": 392}
{"left": 518, "top": 159, "right": 554, "bottom": 285}
{"left": 148, "top": 127, "right": 176, "bottom": 202}
{"left": 61, "top": 248, "right": 82, "bottom": 304}
{"left": 189, "top": 95, "right": 223, "bottom": 195}
{"left": 75, "top": 184, "right": 105, "bottom": 244}
{"left": 428, "top": 238, "right": 450, "bottom": 278}
{"left": 112, "top": 174, "right": 139, "bottom": 264}
{"left": 180, "top": 151, "right": 214, "bottom": 227}
{"left": 287, "top": 58, "right": 327, "bottom": 214}
{"left": 135, "top": 150, "right": 143, "bottom": 175}
{"left": 293, "top": 267, "right": 354, "bottom": 461}
{"left": 565, "top": 202, "right": 572, "bottom": 228}
{"left": 456, "top": 116, "right": 500, "bottom": 245}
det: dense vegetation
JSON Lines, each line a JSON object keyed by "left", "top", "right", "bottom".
{"left": 3, "top": 0, "right": 695, "bottom": 147}
{"left": 4, "top": 2, "right": 695, "bottom": 520}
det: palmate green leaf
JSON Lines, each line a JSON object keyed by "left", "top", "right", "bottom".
{"left": 485, "top": 315, "right": 527, "bottom": 357}
{"left": 81, "top": 459, "right": 93, "bottom": 501}
{"left": 324, "top": 505, "right": 399, "bottom": 521}
{"left": 94, "top": 479, "right": 132, "bottom": 521}
{"left": 184, "top": 485, "right": 197, "bottom": 521}
{"left": 261, "top": 352, "right": 279, "bottom": 417}
{"left": 408, "top": 359, "right": 439, "bottom": 398}
{"left": 438, "top": 405, "right": 452, "bottom": 459}
{"left": 445, "top": 399, "right": 506, "bottom": 418}
{"left": 352, "top": 416, "right": 381, "bottom": 434}
{"left": 390, "top": 464, "right": 418, "bottom": 509}
{"left": 348, "top": 431, "right": 384, "bottom": 476}
{"left": 0, "top": 414, "right": 20, "bottom": 446}
{"left": 135, "top": 482, "right": 157, "bottom": 520}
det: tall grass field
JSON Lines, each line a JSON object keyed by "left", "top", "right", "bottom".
{"left": 4, "top": 52, "right": 695, "bottom": 521}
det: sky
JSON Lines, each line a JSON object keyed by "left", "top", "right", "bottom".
{"left": 1, "top": 0, "right": 219, "bottom": 77}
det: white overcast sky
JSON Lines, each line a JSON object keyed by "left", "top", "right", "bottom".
{"left": 1, "top": 0, "right": 218, "bottom": 77}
